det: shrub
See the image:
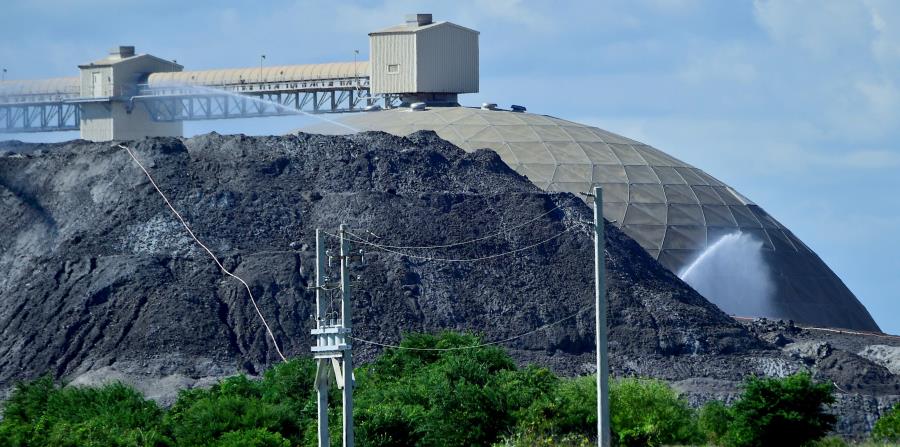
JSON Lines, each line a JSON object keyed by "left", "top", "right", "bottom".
{"left": 872, "top": 402, "right": 900, "bottom": 443}
{"left": 355, "top": 331, "right": 535, "bottom": 447}
{"left": 725, "top": 372, "right": 835, "bottom": 447}
{"left": 609, "top": 377, "right": 702, "bottom": 447}
{"left": 0, "top": 377, "right": 169, "bottom": 447}
{"left": 699, "top": 400, "right": 730, "bottom": 445}
{"left": 215, "top": 428, "right": 291, "bottom": 447}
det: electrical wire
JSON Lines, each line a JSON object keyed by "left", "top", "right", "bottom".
{"left": 353, "top": 204, "right": 566, "bottom": 250}
{"left": 118, "top": 144, "right": 287, "bottom": 362}
{"left": 326, "top": 223, "right": 585, "bottom": 263}
{"left": 350, "top": 304, "right": 592, "bottom": 351}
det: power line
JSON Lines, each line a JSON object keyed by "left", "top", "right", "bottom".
{"left": 118, "top": 144, "right": 287, "bottom": 362}
{"left": 353, "top": 204, "right": 566, "bottom": 250}
{"left": 327, "top": 224, "right": 584, "bottom": 263}
{"left": 350, "top": 304, "right": 592, "bottom": 352}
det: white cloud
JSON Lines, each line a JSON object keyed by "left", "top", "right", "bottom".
{"left": 753, "top": 0, "right": 874, "bottom": 57}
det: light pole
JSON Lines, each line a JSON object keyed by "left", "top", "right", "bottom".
{"left": 353, "top": 50, "right": 359, "bottom": 87}
{"left": 1, "top": 68, "right": 6, "bottom": 81}
{"left": 259, "top": 54, "right": 266, "bottom": 83}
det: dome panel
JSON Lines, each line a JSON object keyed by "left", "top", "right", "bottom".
{"left": 658, "top": 249, "right": 700, "bottom": 271}
{"left": 622, "top": 224, "right": 666, "bottom": 251}
{"left": 507, "top": 142, "right": 551, "bottom": 164}
{"left": 579, "top": 142, "right": 620, "bottom": 165}
{"left": 481, "top": 111, "right": 527, "bottom": 125}
{"left": 741, "top": 227, "right": 775, "bottom": 250}
{"left": 663, "top": 225, "right": 707, "bottom": 250}
{"left": 553, "top": 164, "right": 592, "bottom": 183}
{"left": 729, "top": 205, "right": 763, "bottom": 228}
{"left": 468, "top": 126, "right": 506, "bottom": 143}
{"left": 531, "top": 125, "right": 573, "bottom": 142}
{"left": 609, "top": 144, "right": 646, "bottom": 165}
{"left": 494, "top": 125, "right": 540, "bottom": 142}
{"left": 624, "top": 165, "right": 661, "bottom": 184}
{"left": 664, "top": 184, "right": 700, "bottom": 204}
{"left": 598, "top": 183, "right": 629, "bottom": 203}
{"left": 667, "top": 204, "right": 705, "bottom": 226}
{"left": 624, "top": 203, "right": 667, "bottom": 226}
{"left": 593, "top": 164, "right": 628, "bottom": 183}
{"left": 448, "top": 113, "right": 490, "bottom": 125}
{"left": 545, "top": 142, "right": 591, "bottom": 164}
{"left": 591, "top": 127, "right": 639, "bottom": 144}
{"left": 748, "top": 206, "right": 781, "bottom": 229}
{"left": 562, "top": 125, "right": 604, "bottom": 142}
{"left": 691, "top": 185, "right": 726, "bottom": 205}
{"left": 693, "top": 169, "right": 726, "bottom": 187}
{"left": 767, "top": 229, "right": 798, "bottom": 252}
{"left": 634, "top": 145, "right": 684, "bottom": 167}
{"left": 701, "top": 205, "right": 738, "bottom": 227}
{"left": 629, "top": 184, "right": 667, "bottom": 204}
{"left": 675, "top": 167, "right": 709, "bottom": 185}
{"left": 652, "top": 166, "right": 688, "bottom": 185}
{"left": 712, "top": 186, "right": 747, "bottom": 206}
{"left": 517, "top": 163, "right": 556, "bottom": 184}
{"left": 603, "top": 202, "right": 627, "bottom": 224}
{"left": 514, "top": 113, "right": 558, "bottom": 125}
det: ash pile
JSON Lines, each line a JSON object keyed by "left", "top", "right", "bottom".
{"left": 0, "top": 131, "right": 897, "bottom": 437}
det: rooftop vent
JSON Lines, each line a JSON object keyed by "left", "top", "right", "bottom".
{"left": 109, "top": 46, "right": 135, "bottom": 58}
{"left": 406, "top": 14, "right": 433, "bottom": 27}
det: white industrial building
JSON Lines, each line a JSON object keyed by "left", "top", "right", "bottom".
{"left": 369, "top": 13, "right": 479, "bottom": 103}
{"left": 77, "top": 46, "right": 183, "bottom": 142}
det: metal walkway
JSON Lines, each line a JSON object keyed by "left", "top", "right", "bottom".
{"left": 0, "top": 61, "right": 398, "bottom": 133}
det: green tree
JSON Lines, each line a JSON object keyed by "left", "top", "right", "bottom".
{"left": 698, "top": 400, "right": 730, "bottom": 445}
{"left": 354, "top": 332, "right": 535, "bottom": 447}
{"left": 0, "top": 377, "right": 169, "bottom": 447}
{"left": 725, "top": 372, "right": 835, "bottom": 447}
{"left": 609, "top": 378, "right": 702, "bottom": 447}
{"left": 872, "top": 402, "right": 900, "bottom": 443}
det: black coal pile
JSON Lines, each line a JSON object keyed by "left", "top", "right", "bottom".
{"left": 0, "top": 132, "right": 895, "bottom": 437}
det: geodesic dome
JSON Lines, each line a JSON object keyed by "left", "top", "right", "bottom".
{"left": 301, "top": 106, "right": 879, "bottom": 331}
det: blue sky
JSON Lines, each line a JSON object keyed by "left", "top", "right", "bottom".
{"left": 2, "top": 0, "right": 898, "bottom": 333}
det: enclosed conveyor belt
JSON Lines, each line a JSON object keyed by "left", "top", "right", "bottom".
{"left": 146, "top": 61, "right": 370, "bottom": 87}
{"left": 0, "top": 77, "right": 80, "bottom": 103}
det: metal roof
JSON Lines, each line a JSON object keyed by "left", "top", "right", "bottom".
{"left": 147, "top": 61, "right": 370, "bottom": 87}
{"left": 369, "top": 21, "right": 479, "bottom": 35}
{"left": 0, "top": 77, "right": 80, "bottom": 98}
{"left": 298, "top": 106, "right": 880, "bottom": 332}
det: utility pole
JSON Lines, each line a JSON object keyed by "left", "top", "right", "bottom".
{"left": 311, "top": 225, "right": 359, "bottom": 447}
{"left": 592, "top": 186, "right": 610, "bottom": 447}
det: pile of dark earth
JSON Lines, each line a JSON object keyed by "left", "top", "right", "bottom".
{"left": 0, "top": 132, "right": 896, "bottom": 438}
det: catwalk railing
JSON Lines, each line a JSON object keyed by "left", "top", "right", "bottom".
{"left": 0, "top": 75, "right": 398, "bottom": 132}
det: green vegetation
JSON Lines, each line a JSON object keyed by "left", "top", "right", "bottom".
{"left": 872, "top": 402, "right": 900, "bottom": 443}
{"left": 0, "top": 332, "right": 847, "bottom": 446}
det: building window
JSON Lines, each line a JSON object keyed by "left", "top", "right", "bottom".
{"left": 387, "top": 64, "right": 400, "bottom": 74}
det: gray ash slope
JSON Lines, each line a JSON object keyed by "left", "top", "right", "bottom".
{"left": 0, "top": 132, "right": 896, "bottom": 436}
